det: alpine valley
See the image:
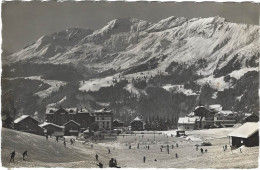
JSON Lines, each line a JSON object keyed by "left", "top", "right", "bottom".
{"left": 2, "top": 16, "right": 259, "bottom": 125}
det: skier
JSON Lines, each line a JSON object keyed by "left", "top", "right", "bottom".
{"left": 175, "top": 153, "right": 178, "bottom": 158}
{"left": 143, "top": 156, "right": 146, "bottom": 163}
{"left": 9, "top": 151, "right": 15, "bottom": 163}
{"left": 23, "top": 150, "right": 28, "bottom": 160}
{"left": 160, "top": 147, "right": 162, "bottom": 152}
{"left": 97, "top": 162, "right": 103, "bottom": 168}
{"left": 56, "top": 136, "right": 59, "bottom": 143}
{"left": 108, "top": 148, "right": 111, "bottom": 154}
{"left": 95, "top": 154, "right": 99, "bottom": 161}
{"left": 167, "top": 148, "right": 169, "bottom": 154}
{"left": 46, "top": 134, "right": 48, "bottom": 140}
{"left": 63, "top": 140, "right": 66, "bottom": 147}
{"left": 205, "top": 149, "right": 208, "bottom": 153}
{"left": 148, "top": 145, "right": 149, "bottom": 150}
{"left": 200, "top": 148, "right": 204, "bottom": 154}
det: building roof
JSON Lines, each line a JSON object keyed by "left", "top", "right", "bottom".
{"left": 95, "top": 108, "right": 113, "bottom": 114}
{"left": 14, "top": 115, "right": 39, "bottom": 124}
{"left": 244, "top": 113, "right": 252, "bottom": 117}
{"left": 228, "top": 122, "right": 259, "bottom": 138}
{"left": 209, "top": 104, "right": 222, "bottom": 112}
{"left": 63, "top": 120, "right": 80, "bottom": 126}
{"left": 46, "top": 107, "right": 77, "bottom": 114}
{"left": 215, "top": 110, "right": 237, "bottom": 117}
{"left": 130, "top": 116, "right": 144, "bottom": 123}
{"left": 39, "top": 122, "right": 64, "bottom": 129}
{"left": 178, "top": 117, "right": 198, "bottom": 124}
{"left": 78, "top": 108, "right": 91, "bottom": 113}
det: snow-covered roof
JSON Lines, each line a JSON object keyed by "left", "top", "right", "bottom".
{"left": 78, "top": 108, "right": 91, "bottom": 113}
{"left": 95, "top": 108, "right": 112, "bottom": 113}
{"left": 209, "top": 104, "right": 222, "bottom": 112}
{"left": 130, "top": 116, "right": 144, "bottom": 123}
{"left": 46, "top": 107, "right": 77, "bottom": 114}
{"left": 39, "top": 122, "right": 64, "bottom": 129}
{"left": 63, "top": 120, "right": 80, "bottom": 126}
{"left": 215, "top": 110, "right": 237, "bottom": 116}
{"left": 65, "top": 108, "right": 77, "bottom": 114}
{"left": 178, "top": 117, "right": 197, "bottom": 124}
{"left": 14, "top": 115, "right": 39, "bottom": 124}
{"left": 228, "top": 122, "right": 259, "bottom": 138}
{"left": 46, "top": 108, "right": 57, "bottom": 114}
{"left": 244, "top": 113, "right": 253, "bottom": 117}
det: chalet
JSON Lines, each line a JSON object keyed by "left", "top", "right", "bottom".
{"left": 14, "top": 115, "right": 44, "bottom": 136}
{"left": 45, "top": 107, "right": 78, "bottom": 126}
{"left": 64, "top": 120, "right": 81, "bottom": 136}
{"left": 113, "top": 119, "right": 124, "bottom": 128}
{"left": 178, "top": 116, "right": 205, "bottom": 130}
{"left": 193, "top": 105, "right": 215, "bottom": 128}
{"left": 39, "top": 122, "right": 64, "bottom": 136}
{"left": 214, "top": 110, "right": 238, "bottom": 127}
{"left": 130, "top": 117, "right": 145, "bottom": 131}
{"left": 228, "top": 122, "right": 259, "bottom": 147}
{"left": 243, "top": 113, "right": 259, "bottom": 123}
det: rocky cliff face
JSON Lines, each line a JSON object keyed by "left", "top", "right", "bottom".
{"left": 2, "top": 16, "right": 259, "bottom": 123}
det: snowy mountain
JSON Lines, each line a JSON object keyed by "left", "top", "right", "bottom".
{"left": 2, "top": 16, "right": 259, "bottom": 123}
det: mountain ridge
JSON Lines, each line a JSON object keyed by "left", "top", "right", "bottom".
{"left": 2, "top": 16, "right": 259, "bottom": 123}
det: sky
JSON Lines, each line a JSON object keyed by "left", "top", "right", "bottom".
{"left": 1, "top": 1, "right": 259, "bottom": 53}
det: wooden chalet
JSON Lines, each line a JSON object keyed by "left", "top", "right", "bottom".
{"left": 228, "top": 122, "right": 259, "bottom": 147}
{"left": 243, "top": 113, "right": 259, "bottom": 123}
{"left": 130, "top": 117, "right": 145, "bottom": 131}
{"left": 14, "top": 115, "right": 44, "bottom": 136}
{"left": 39, "top": 122, "right": 64, "bottom": 136}
{"left": 113, "top": 119, "right": 124, "bottom": 128}
{"left": 64, "top": 120, "right": 81, "bottom": 136}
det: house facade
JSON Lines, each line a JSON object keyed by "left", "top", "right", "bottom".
{"left": 214, "top": 110, "right": 238, "bottom": 127}
{"left": 94, "top": 108, "right": 113, "bottom": 130}
{"left": 130, "top": 117, "right": 145, "bottom": 131}
{"left": 45, "top": 107, "right": 113, "bottom": 131}
{"left": 228, "top": 122, "right": 259, "bottom": 147}
{"left": 64, "top": 120, "right": 81, "bottom": 136}
{"left": 243, "top": 113, "right": 259, "bottom": 123}
{"left": 14, "top": 115, "right": 45, "bottom": 136}
{"left": 39, "top": 122, "right": 64, "bottom": 136}
{"left": 193, "top": 106, "right": 215, "bottom": 128}
{"left": 178, "top": 116, "right": 205, "bottom": 130}
{"left": 113, "top": 119, "right": 124, "bottom": 128}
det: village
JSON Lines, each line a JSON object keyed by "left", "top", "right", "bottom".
{"left": 1, "top": 103, "right": 259, "bottom": 168}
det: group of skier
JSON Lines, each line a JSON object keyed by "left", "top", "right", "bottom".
{"left": 9, "top": 150, "right": 28, "bottom": 163}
